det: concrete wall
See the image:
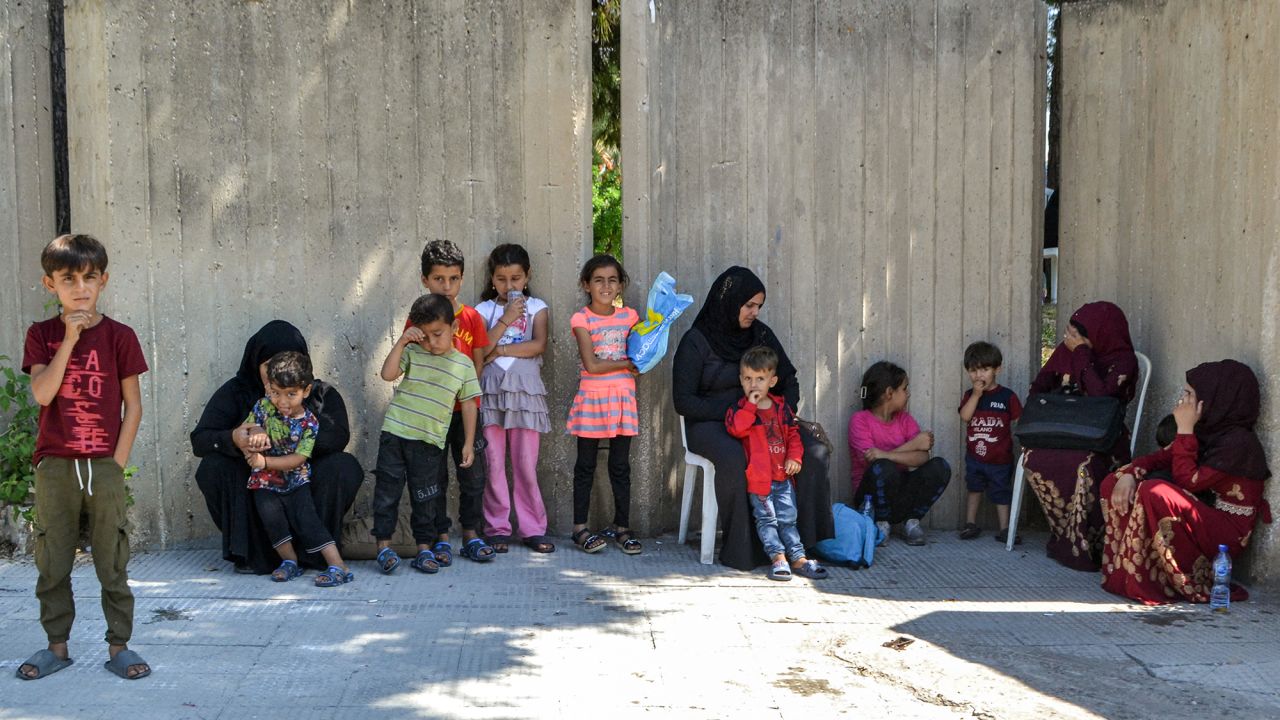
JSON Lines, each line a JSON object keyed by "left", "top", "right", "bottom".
{"left": 60, "top": 0, "right": 593, "bottom": 545}
{"left": 0, "top": 0, "right": 57, "bottom": 376}
{"left": 1058, "top": 0, "right": 1280, "bottom": 579}
{"left": 623, "top": 0, "right": 1047, "bottom": 530}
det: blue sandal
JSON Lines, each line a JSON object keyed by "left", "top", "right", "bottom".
{"left": 793, "top": 559, "right": 828, "bottom": 580}
{"left": 432, "top": 541, "right": 453, "bottom": 567}
{"left": 410, "top": 549, "right": 439, "bottom": 574}
{"left": 376, "top": 547, "right": 401, "bottom": 575}
{"left": 315, "top": 565, "right": 354, "bottom": 587}
{"left": 270, "top": 559, "right": 303, "bottom": 582}
{"left": 460, "top": 537, "right": 496, "bottom": 563}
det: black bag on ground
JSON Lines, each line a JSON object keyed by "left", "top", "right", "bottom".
{"left": 1015, "top": 393, "right": 1124, "bottom": 452}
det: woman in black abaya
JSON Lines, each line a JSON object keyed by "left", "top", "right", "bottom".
{"left": 672, "top": 267, "right": 835, "bottom": 570}
{"left": 190, "top": 320, "right": 363, "bottom": 573}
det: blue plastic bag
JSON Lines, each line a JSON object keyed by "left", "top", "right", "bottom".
{"left": 813, "top": 503, "right": 883, "bottom": 568}
{"left": 627, "top": 271, "right": 694, "bottom": 374}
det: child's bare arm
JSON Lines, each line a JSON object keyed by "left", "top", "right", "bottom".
{"left": 29, "top": 311, "right": 95, "bottom": 405}
{"left": 113, "top": 375, "right": 143, "bottom": 467}
{"left": 482, "top": 295, "right": 527, "bottom": 357}
{"left": 958, "top": 388, "right": 984, "bottom": 423}
{"left": 493, "top": 310, "right": 548, "bottom": 360}
{"left": 381, "top": 327, "right": 423, "bottom": 381}
{"left": 572, "top": 326, "right": 634, "bottom": 375}
{"left": 247, "top": 452, "right": 309, "bottom": 472}
{"left": 868, "top": 448, "right": 930, "bottom": 468}
{"left": 459, "top": 399, "right": 477, "bottom": 468}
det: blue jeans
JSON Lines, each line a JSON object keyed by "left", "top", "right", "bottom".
{"left": 749, "top": 481, "right": 805, "bottom": 561}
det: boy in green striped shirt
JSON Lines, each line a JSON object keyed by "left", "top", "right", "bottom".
{"left": 371, "top": 293, "right": 482, "bottom": 575}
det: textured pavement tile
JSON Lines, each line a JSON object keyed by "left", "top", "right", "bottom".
{"left": 3, "top": 532, "right": 1280, "bottom": 718}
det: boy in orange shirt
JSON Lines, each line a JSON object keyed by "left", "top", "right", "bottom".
{"left": 414, "top": 240, "right": 495, "bottom": 564}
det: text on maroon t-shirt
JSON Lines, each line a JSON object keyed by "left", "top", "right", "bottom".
{"left": 22, "top": 316, "right": 149, "bottom": 464}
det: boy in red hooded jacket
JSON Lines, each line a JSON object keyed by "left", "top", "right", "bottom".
{"left": 726, "top": 346, "right": 828, "bottom": 581}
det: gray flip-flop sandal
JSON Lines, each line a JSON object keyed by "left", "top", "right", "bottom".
{"left": 104, "top": 649, "right": 151, "bottom": 680}
{"left": 16, "top": 649, "right": 74, "bottom": 680}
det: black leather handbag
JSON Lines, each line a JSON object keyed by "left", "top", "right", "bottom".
{"left": 1015, "top": 392, "right": 1124, "bottom": 452}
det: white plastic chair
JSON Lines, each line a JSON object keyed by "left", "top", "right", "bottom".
{"left": 677, "top": 416, "right": 718, "bottom": 564}
{"left": 1006, "top": 350, "right": 1151, "bottom": 551}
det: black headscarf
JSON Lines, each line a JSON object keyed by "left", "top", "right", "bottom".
{"left": 235, "top": 319, "right": 309, "bottom": 397}
{"left": 1186, "top": 359, "right": 1270, "bottom": 481}
{"left": 691, "top": 266, "right": 797, "bottom": 385}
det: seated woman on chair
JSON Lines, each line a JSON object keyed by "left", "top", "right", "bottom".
{"left": 671, "top": 267, "right": 835, "bottom": 571}
{"left": 1101, "top": 360, "right": 1271, "bottom": 604}
{"left": 1022, "top": 301, "right": 1138, "bottom": 571}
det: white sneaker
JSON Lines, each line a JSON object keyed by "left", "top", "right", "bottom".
{"left": 903, "top": 519, "right": 926, "bottom": 546}
{"left": 875, "top": 521, "right": 890, "bottom": 546}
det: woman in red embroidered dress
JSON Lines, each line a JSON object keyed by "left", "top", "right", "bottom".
{"left": 1023, "top": 302, "right": 1138, "bottom": 571}
{"left": 1100, "top": 360, "right": 1271, "bottom": 604}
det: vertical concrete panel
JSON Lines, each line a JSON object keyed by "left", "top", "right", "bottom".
{"left": 63, "top": 0, "right": 591, "bottom": 546}
{"left": 0, "top": 0, "right": 56, "bottom": 369}
{"left": 1059, "top": 0, "right": 1280, "bottom": 581}
{"left": 625, "top": 0, "right": 1045, "bottom": 530}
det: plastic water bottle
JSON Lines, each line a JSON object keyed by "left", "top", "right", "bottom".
{"left": 1209, "top": 545, "right": 1231, "bottom": 612}
{"left": 861, "top": 495, "right": 874, "bottom": 518}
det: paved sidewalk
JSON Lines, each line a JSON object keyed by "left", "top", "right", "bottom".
{"left": 1, "top": 531, "right": 1278, "bottom": 719}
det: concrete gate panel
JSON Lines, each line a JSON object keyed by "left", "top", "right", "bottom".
{"left": 1059, "top": 0, "right": 1280, "bottom": 580}
{"left": 62, "top": 0, "right": 591, "bottom": 545}
{"left": 623, "top": 0, "right": 1047, "bottom": 531}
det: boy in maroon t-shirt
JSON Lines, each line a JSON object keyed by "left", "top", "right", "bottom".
{"left": 958, "top": 341, "right": 1023, "bottom": 544}
{"left": 18, "top": 234, "right": 150, "bottom": 681}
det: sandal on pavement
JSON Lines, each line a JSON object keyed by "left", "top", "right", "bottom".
{"left": 460, "top": 537, "right": 496, "bottom": 563}
{"left": 104, "top": 649, "right": 150, "bottom": 680}
{"left": 994, "top": 529, "right": 1022, "bottom": 545}
{"left": 571, "top": 528, "right": 606, "bottom": 553}
{"left": 431, "top": 541, "right": 454, "bottom": 567}
{"left": 270, "top": 559, "right": 303, "bottom": 582}
{"left": 522, "top": 536, "right": 556, "bottom": 553}
{"left": 601, "top": 527, "right": 642, "bottom": 555}
{"left": 768, "top": 560, "right": 792, "bottom": 581}
{"left": 410, "top": 549, "right": 439, "bottom": 574}
{"left": 959, "top": 522, "right": 981, "bottom": 540}
{"left": 315, "top": 565, "right": 354, "bottom": 587}
{"left": 487, "top": 535, "right": 511, "bottom": 553}
{"left": 16, "top": 649, "right": 74, "bottom": 680}
{"left": 376, "top": 547, "right": 401, "bottom": 575}
{"left": 792, "top": 559, "right": 829, "bottom": 579}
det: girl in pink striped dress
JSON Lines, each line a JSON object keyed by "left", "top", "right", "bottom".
{"left": 567, "top": 254, "right": 642, "bottom": 555}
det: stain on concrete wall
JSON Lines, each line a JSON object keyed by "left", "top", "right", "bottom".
{"left": 59, "top": 0, "right": 592, "bottom": 545}
{"left": 1059, "top": 0, "right": 1280, "bottom": 580}
{"left": 623, "top": 0, "right": 1047, "bottom": 531}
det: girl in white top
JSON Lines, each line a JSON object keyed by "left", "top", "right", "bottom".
{"left": 474, "top": 244, "right": 554, "bottom": 553}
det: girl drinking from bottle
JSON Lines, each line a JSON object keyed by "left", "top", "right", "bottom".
{"left": 475, "top": 244, "right": 554, "bottom": 553}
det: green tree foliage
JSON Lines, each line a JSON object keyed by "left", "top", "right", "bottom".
{"left": 592, "top": 0, "right": 623, "bottom": 257}
{"left": 593, "top": 156, "right": 623, "bottom": 259}
{"left": 592, "top": 0, "right": 621, "bottom": 157}
{"left": 0, "top": 356, "right": 39, "bottom": 521}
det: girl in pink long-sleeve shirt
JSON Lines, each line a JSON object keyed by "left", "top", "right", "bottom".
{"left": 848, "top": 361, "right": 951, "bottom": 546}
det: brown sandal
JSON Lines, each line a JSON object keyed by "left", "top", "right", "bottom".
{"left": 571, "top": 528, "right": 606, "bottom": 553}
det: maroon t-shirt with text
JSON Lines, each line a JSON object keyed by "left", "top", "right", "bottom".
{"left": 958, "top": 385, "right": 1023, "bottom": 465}
{"left": 22, "top": 315, "right": 149, "bottom": 465}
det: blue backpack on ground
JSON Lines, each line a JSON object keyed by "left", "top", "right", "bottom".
{"left": 627, "top": 271, "right": 694, "bottom": 373}
{"left": 814, "top": 503, "right": 883, "bottom": 568}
